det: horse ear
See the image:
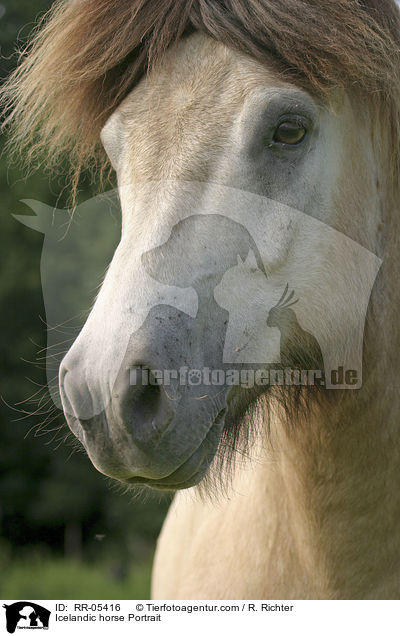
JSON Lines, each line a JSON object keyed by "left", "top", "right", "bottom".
{"left": 100, "top": 110, "right": 125, "bottom": 172}
{"left": 244, "top": 249, "right": 258, "bottom": 269}
{"left": 237, "top": 255, "right": 244, "bottom": 265}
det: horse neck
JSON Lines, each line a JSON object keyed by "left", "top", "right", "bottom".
{"left": 242, "top": 197, "right": 400, "bottom": 595}
{"left": 249, "top": 276, "right": 400, "bottom": 597}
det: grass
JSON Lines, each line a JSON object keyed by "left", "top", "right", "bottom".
{"left": 0, "top": 555, "right": 153, "bottom": 599}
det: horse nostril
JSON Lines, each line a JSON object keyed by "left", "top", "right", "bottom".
{"left": 128, "top": 383, "right": 161, "bottom": 423}
{"left": 59, "top": 363, "right": 68, "bottom": 393}
{"left": 59, "top": 363, "right": 76, "bottom": 418}
{"left": 114, "top": 365, "right": 165, "bottom": 449}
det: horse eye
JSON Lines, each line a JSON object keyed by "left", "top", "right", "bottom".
{"left": 273, "top": 121, "right": 307, "bottom": 145}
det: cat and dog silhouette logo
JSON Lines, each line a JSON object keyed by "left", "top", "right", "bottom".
{"left": 15, "top": 192, "right": 381, "bottom": 393}
{"left": 2, "top": 602, "right": 50, "bottom": 633}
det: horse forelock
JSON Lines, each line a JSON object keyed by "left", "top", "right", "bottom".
{"left": 1, "top": 0, "right": 400, "bottom": 202}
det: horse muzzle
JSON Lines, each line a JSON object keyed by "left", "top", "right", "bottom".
{"left": 59, "top": 305, "right": 229, "bottom": 489}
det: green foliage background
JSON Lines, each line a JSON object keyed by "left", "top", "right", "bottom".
{"left": 0, "top": 0, "right": 170, "bottom": 599}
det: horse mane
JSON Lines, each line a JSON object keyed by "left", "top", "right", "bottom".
{"left": 1, "top": 0, "right": 400, "bottom": 200}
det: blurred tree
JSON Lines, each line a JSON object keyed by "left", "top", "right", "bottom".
{"left": 0, "top": 1, "right": 53, "bottom": 77}
{"left": 0, "top": 0, "right": 170, "bottom": 568}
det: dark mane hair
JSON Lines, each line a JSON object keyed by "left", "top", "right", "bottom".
{"left": 1, "top": 0, "right": 400, "bottom": 198}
